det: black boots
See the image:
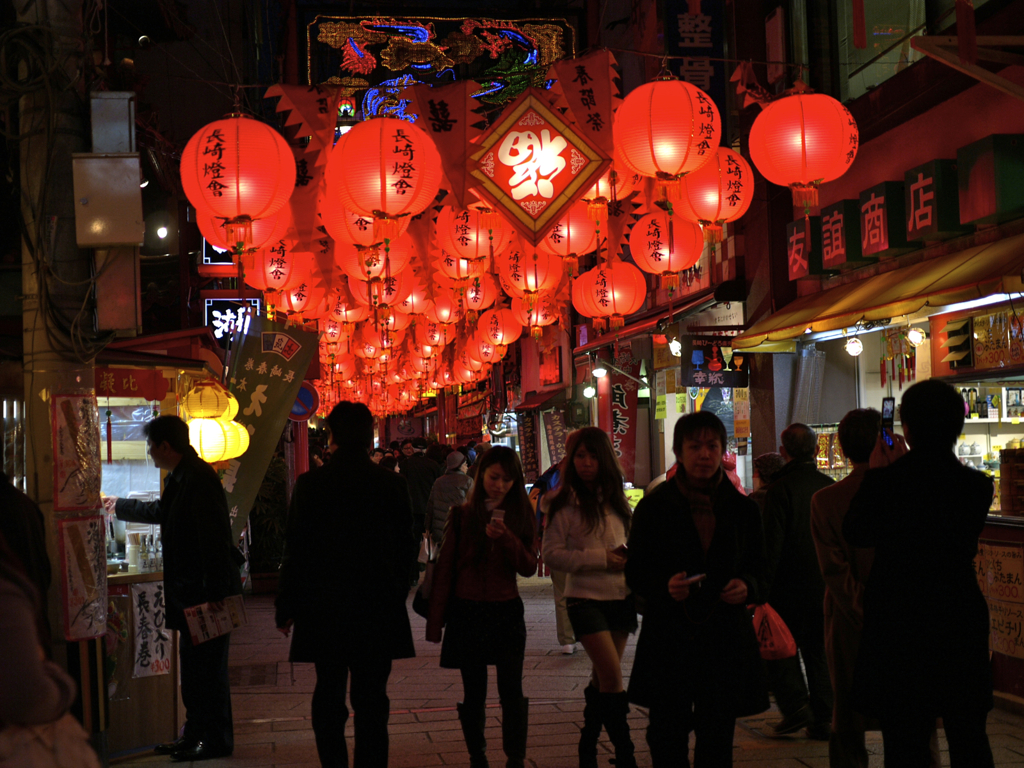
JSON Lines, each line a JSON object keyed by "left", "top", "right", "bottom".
{"left": 598, "top": 691, "right": 637, "bottom": 768}
{"left": 501, "top": 696, "right": 529, "bottom": 768}
{"left": 579, "top": 685, "right": 602, "bottom": 768}
{"left": 457, "top": 701, "right": 489, "bottom": 768}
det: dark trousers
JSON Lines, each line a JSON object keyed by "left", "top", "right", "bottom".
{"left": 459, "top": 655, "right": 524, "bottom": 708}
{"left": 880, "top": 709, "right": 993, "bottom": 768}
{"left": 647, "top": 702, "right": 735, "bottom": 768}
{"left": 179, "top": 633, "right": 233, "bottom": 749}
{"left": 312, "top": 655, "right": 393, "bottom": 768}
{"left": 766, "top": 601, "right": 833, "bottom": 726}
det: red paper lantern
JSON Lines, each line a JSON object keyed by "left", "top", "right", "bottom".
{"left": 180, "top": 115, "right": 296, "bottom": 248}
{"left": 478, "top": 308, "right": 523, "bottom": 348}
{"left": 748, "top": 91, "right": 859, "bottom": 209}
{"left": 280, "top": 280, "right": 328, "bottom": 319}
{"left": 242, "top": 244, "right": 315, "bottom": 294}
{"left": 319, "top": 197, "right": 410, "bottom": 246}
{"left": 198, "top": 208, "right": 290, "bottom": 253}
{"left": 464, "top": 274, "right": 500, "bottom": 315}
{"left": 536, "top": 202, "right": 599, "bottom": 276}
{"left": 350, "top": 268, "right": 415, "bottom": 309}
{"left": 328, "top": 282, "right": 370, "bottom": 325}
{"left": 337, "top": 234, "right": 415, "bottom": 283}
{"left": 511, "top": 293, "right": 559, "bottom": 340}
{"left": 325, "top": 117, "right": 443, "bottom": 239}
{"left": 473, "top": 333, "right": 507, "bottom": 364}
{"left": 435, "top": 205, "right": 511, "bottom": 261}
{"left": 675, "top": 147, "right": 754, "bottom": 243}
{"left": 333, "top": 354, "right": 357, "bottom": 380}
{"left": 432, "top": 247, "right": 483, "bottom": 281}
{"left": 581, "top": 154, "right": 640, "bottom": 223}
{"left": 414, "top": 319, "right": 457, "bottom": 348}
{"left": 584, "top": 260, "right": 647, "bottom": 331}
{"left": 613, "top": 78, "right": 721, "bottom": 195}
{"left": 630, "top": 211, "right": 704, "bottom": 291}
{"left": 571, "top": 268, "right": 601, "bottom": 319}
{"left": 426, "top": 291, "right": 464, "bottom": 325}
{"left": 496, "top": 242, "right": 562, "bottom": 299}
{"left": 396, "top": 278, "right": 431, "bottom": 315}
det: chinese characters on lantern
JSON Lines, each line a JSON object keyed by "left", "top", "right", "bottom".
{"left": 391, "top": 127, "right": 416, "bottom": 196}
{"left": 203, "top": 129, "right": 227, "bottom": 197}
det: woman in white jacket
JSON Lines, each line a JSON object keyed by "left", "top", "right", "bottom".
{"left": 541, "top": 427, "right": 637, "bottom": 768}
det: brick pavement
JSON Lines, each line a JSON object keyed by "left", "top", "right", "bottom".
{"left": 112, "top": 576, "right": 1024, "bottom": 767}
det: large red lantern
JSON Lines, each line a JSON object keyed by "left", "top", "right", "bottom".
{"left": 473, "top": 333, "right": 507, "bottom": 364}
{"left": 511, "top": 294, "right": 559, "bottom": 340}
{"left": 613, "top": 78, "right": 721, "bottom": 196}
{"left": 435, "top": 205, "right": 511, "bottom": 261}
{"left": 464, "top": 274, "right": 500, "bottom": 316}
{"left": 582, "top": 260, "right": 647, "bottom": 331}
{"left": 280, "top": 280, "right": 328, "bottom": 319}
{"left": 319, "top": 197, "right": 410, "bottom": 246}
{"left": 180, "top": 115, "right": 296, "bottom": 248}
{"left": 432, "top": 247, "right": 483, "bottom": 281}
{"left": 328, "top": 281, "right": 370, "bottom": 325}
{"left": 630, "top": 211, "right": 704, "bottom": 291}
{"left": 242, "top": 244, "right": 315, "bottom": 295}
{"left": 535, "top": 202, "right": 599, "bottom": 276}
{"left": 676, "top": 147, "right": 754, "bottom": 243}
{"left": 478, "top": 308, "right": 523, "bottom": 348}
{"left": 748, "top": 91, "right": 859, "bottom": 209}
{"left": 414, "top": 319, "right": 458, "bottom": 348}
{"left": 426, "top": 291, "right": 464, "bottom": 325}
{"left": 496, "top": 244, "right": 562, "bottom": 301}
{"left": 325, "top": 117, "right": 443, "bottom": 239}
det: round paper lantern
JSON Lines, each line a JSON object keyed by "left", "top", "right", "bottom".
{"left": 242, "top": 244, "right": 315, "bottom": 294}
{"left": 328, "top": 283, "right": 370, "bottom": 325}
{"left": 333, "top": 353, "right": 357, "bottom": 379}
{"left": 198, "top": 208, "right": 290, "bottom": 253}
{"left": 464, "top": 274, "right": 500, "bottom": 316}
{"left": 748, "top": 91, "right": 859, "bottom": 208}
{"left": 414, "top": 319, "right": 457, "bottom": 348}
{"left": 433, "top": 247, "right": 483, "bottom": 281}
{"left": 223, "top": 392, "right": 239, "bottom": 421}
{"left": 474, "top": 334, "right": 507, "bottom": 364}
{"left": 351, "top": 268, "right": 416, "bottom": 309}
{"left": 319, "top": 197, "right": 409, "bottom": 246}
{"left": 581, "top": 155, "right": 640, "bottom": 222}
{"left": 676, "top": 147, "right": 754, "bottom": 243}
{"left": 571, "top": 267, "right": 602, "bottom": 318}
{"left": 478, "top": 308, "right": 523, "bottom": 348}
{"left": 188, "top": 418, "right": 249, "bottom": 462}
{"left": 536, "top": 203, "right": 599, "bottom": 275}
{"left": 280, "top": 280, "right": 328, "bottom": 319}
{"left": 183, "top": 381, "right": 229, "bottom": 419}
{"left": 337, "top": 234, "right": 414, "bottom": 283}
{"left": 584, "top": 260, "right": 647, "bottom": 331}
{"left": 426, "top": 291, "right": 464, "bottom": 325}
{"left": 613, "top": 78, "right": 721, "bottom": 196}
{"left": 496, "top": 244, "right": 562, "bottom": 300}
{"left": 511, "top": 294, "right": 559, "bottom": 340}
{"left": 396, "top": 276, "right": 431, "bottom": 315}
{"left": 180, "top": 115, "right": 296, "bottom": 248}
{"left": 630, "top": 211, "right": 704, "bottom": 290}
{"left": 435, "top": 205, "right": 511, "bottom": 261}
{"left": 325, "top": 117, "right": 443, "bottom": 239}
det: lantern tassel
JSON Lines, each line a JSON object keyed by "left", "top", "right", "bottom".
{"left": 106, "top": 409, "right": 113, "bottom": 464}
{"left": 593, "top": 318, "right": 608, "bottom": 334}
{"left": 531, "top": 325, "right": 543, "bottom": 341}
{"left": 563, "top": 254, "right": 579, "bottom": 277}
{"left": 225, "top": 216, "right": 253, "bottom": 250}
{"left": 479, "top": 208, "right": 502, "bottom": 230}
{"left": 656, "top": 172, "right": 683, "bottom": 201}
{"left": 610, "top": 315, "right": 626, "bottom": 331}
{"left": 661, "top": 273, "right": 680, "bottom": 292}
{"left": 701, "top": 222, "right": 723, "bottom": 244}
{"left": 372, "top": 213, "right": 402, "bottom": 241}
{"left": 587, "top": 198, "right": 609, "bottom": 224}
{"left": 790, "top": 183, "right": 820, "bottom": 211}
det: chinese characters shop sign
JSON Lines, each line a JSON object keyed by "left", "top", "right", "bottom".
{"left": 469, "top": 87, "right": 610, "bottom": 246}
{"left": 224, "top": 313, "right": 318, "bottom": 539}
{"left": 57, "top": 516, "right": 106, "bottom": 641}
{"left": 599, "top": 357, "right": 642, "bottom": 485}
{"left": 976, "top": 541, "right": 1024, "bottom": 660}
{"left": 665, "top": 0, "right": 727, "bottom": 121}
{"left": 132, "top": 582, "right": 171, "bottom": 678}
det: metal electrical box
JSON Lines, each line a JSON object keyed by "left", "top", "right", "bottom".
{"left": 72, "top": 153, "right": 145, "bottom": 247}
{"left": 95, "top": 247, "right": 142, "bottom": 335}
{"left": 90, "top": 91, "right": 136, "bottom": 153}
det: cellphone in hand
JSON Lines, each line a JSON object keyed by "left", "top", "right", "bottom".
{"left": 881, "top": 397, "right": 895, "bottom": 447}
{"left": 491, "top": 509, "right": 505, "bottom": 523}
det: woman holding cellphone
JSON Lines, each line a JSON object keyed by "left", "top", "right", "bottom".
{"left": 427, "top": 446, "right": 537, "bottom": 768}
{"left": 541, "top": 428, "right": 638, "bottom": 768}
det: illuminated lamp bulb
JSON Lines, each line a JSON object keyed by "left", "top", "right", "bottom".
{"left": 583, "top": 384, "right": 596, "bottom": 398}
{"left": 907, "top": 327, "right": 926, "bottom": 347}
{"left": 845, "top": 336, "right": 864, "bottom": 357}
{"left": 613, "top": 77, "right": 722, "bottom": 199}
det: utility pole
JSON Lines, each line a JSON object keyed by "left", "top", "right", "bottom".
{"left": 17, "top": 0, "right": 106, "bottom": 752}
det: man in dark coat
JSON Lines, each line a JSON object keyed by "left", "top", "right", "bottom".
{"left": 626, "top": 411, "right": 769, "bottom": 767}
{"left": 762, "top": 423, "right": 835, "bottom": 740}
{"left": 399, "top": 437, "right": 442, "bottom": 583}
{"left": 844, "top": 380, "right": 994, "bottom": 768}
{"left": 276, "top": 401, "right": 415, "bottom": 768}
{"left": 1, "top": 469, "right": 52, "bottom": 643}
{"left": 108, "top": 415, "right": 242, "bottom": 761}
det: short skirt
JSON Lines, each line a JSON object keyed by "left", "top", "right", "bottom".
{"left": 440, "top": 596, "right": 526, "bottom": 669}
{"left": 567, "top": 595, "right": 639, "bottom": 637}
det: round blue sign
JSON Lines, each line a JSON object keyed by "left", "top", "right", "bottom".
{"left": 290, "top": 382, "right": 320, "bottom": 421}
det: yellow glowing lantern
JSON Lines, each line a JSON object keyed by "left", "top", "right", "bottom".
{"left": 188, "top": 418, "right": 250, "bottom": 462}
{"left": 183, "top": 381, "right": 229, "bottom": 419}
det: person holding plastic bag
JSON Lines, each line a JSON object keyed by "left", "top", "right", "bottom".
{"left": 626, "top": 411, "right": 769, "bottom": 767}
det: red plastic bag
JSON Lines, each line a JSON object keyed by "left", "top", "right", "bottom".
{"left": 752, "top": 603, "right": 797, "bottom": 660}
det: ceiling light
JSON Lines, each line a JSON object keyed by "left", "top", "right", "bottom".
{"left": 845, "top": 337, "right": 864, "bottom": 357}
{"left": 592, "top": 364, "right": 608, "bottom": 378}
{"left": 669, "top": 338, "right": 682, "bottom": 357}
{"left": 156, "top": 226, "right": 168, "bottom": 239}
{"left": 907, "top": 327, "right": 926, "bottom": 347}
{"left": 583, "top": 384, "right": 596, "bottom": 398}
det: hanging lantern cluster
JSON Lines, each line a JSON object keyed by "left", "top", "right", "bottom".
{"left": 182, "top": 381, "right": 249, "bottom": 462}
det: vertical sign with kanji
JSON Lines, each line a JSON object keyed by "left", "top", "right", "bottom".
{"left": 820, "top": 200, "right": 867, "bottom": 269}
{"left": 57, "top": 516, "right": 107, "bottom": 641}
{"left": 859, "top": 181, "right": 914, "bottom": 258}
{"left": 516, "top": 412, "right": 540, "bottom": 483}
{"left": 608, "top": 357, "right": 642, "bottom": 485}
{"left": 132, "top": 582, "right": 171, "bottom": 678}
{"left": 665, "top": 0, "right": 727, "bottom": 122}
{"left": 51, "top": 394, "right": 102, "bottom": 512}
{"left": 543, "top": 410, "right": 569, "bottom": 466}
{"left": 904, "top": 159, "right": 968, "bottom": 241}
{"left": 224, "top": 313, "right": 318, "bottom": 539}
{"left": 786, "top": 216, "right": 824, "bottom": 280}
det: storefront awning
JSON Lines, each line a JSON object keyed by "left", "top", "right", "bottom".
{"left": 514, "top": 389, "right": 562, "bottom": 411}
{"left": 733, "top": 231, "right": 1024, "bottom": 349}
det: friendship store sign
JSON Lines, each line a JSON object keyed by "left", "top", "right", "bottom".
{"left": 469, "top": 87, "right": 611, "bottom": 246}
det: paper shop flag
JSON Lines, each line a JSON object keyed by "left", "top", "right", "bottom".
{"left": 223, "top": 313, "right": 318, "bottom": 539}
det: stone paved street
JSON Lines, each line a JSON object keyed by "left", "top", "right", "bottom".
{"left": 112, "top": 577, "right": 1024, "bottom": 767}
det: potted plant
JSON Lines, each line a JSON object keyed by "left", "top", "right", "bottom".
{"left": 247, "top": 455, "right": 288, "bottom": 594}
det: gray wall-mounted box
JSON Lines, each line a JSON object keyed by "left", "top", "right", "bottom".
{"left": 90, "top": 91, "right": 136, "bottom": 153}
{"left": 72, "top": 153, "right": 145, "bottom": 247}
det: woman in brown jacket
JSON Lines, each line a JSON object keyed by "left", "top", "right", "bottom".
{"left": 427, "top": 446, "right": 537, "bottom": 768}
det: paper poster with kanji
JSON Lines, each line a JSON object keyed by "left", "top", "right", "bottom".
{"left": 51, "top": 394, "right": 102, "bottom": 512}
{"left": 224, "top": 312, "right": 319, "bottom": 539}
{"left": 131, "top": 582, "right": 172, "bottom": 678}
{"left": 603, "top": 356, "right": 642, "bottom": 485}
{"left": 57, "top": 516, "right": 107, "bottom": 641}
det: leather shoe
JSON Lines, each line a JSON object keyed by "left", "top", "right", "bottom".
{"left": 170, "top": 741, "right": 232, "bottom": 762}
{"left": 154, "top": 738, "right": 194, "bottom": 755}
{"left": 767, "top": 705, "right": 812, "bottom": 737}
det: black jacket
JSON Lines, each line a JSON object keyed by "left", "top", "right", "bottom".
{"left": 275, "top": 451, "right": 416, "bottom": 662}
{"left": 399, "top": 453, "right": 442, "bottom": 520}
{"left": 762, "top": 460, "right": 834, "bottom": 612}
{"left": 843, "top": 447, "right": 993, "bottom": 719}
{"left": 116, "top": 448, "right": 242, "bottom": 631}
{"left": 625, "top": 473, "right": 769, "bottom": 716}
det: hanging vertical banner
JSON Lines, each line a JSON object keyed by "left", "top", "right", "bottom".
{"left": 517, "top": 411, "right": 540, "bottom": 482}
{"left": 57, "top": 516, "right": 107, "bottom": 641}
{"left": 665, "top": 0, "right": 728, "bottom": 122}
{"left": 734, "top": 387, "right": 751, "bottom": 439}
{"left": 131, "top": 582, "right": 172, "bottom": 678}
{"left": 609, "top": 357, "right": 642, "bottom": 484}
{"left": 544, "top": 409, "right": 570, "bottom": 465}
{"left": 405, "top": 80, "right": 487, "bottom": 210}
{"left": 549, "top": 49, "right": 621, "bottom": 155}
{"left": 224, "top": 313, "right": 319, "bottom": 539}
{"left": 655, "top": 372, "right": 668, "bottom": 420}
{"left": 51, "top": 394, "right": 102, "bottom": 512}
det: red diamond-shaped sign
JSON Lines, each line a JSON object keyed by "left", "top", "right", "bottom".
{"left": 469, "top": 88, "right": 610, "bottom": 247}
